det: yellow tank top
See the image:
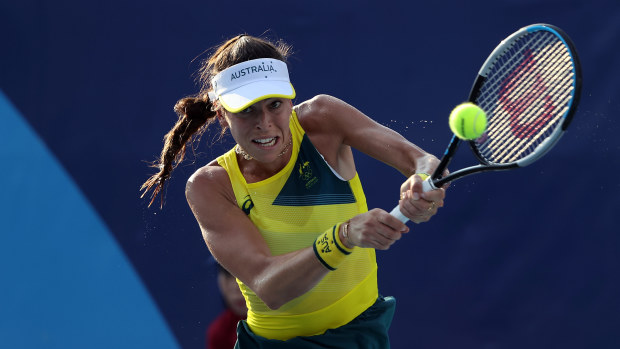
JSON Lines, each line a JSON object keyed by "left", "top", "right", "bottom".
{"left": 216, "top": 111, "right": 378, "bottom": 340}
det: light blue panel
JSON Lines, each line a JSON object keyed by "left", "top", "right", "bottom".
{"left": 0, "top": 90, "right": 179, "bottom": 349}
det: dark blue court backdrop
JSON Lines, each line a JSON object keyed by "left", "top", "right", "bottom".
{"left": 2, "top": 1, "right": 619, "bottom": 348}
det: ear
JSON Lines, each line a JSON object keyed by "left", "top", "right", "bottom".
{"left": 216, "top": 110, "right": 228, "bottom": 128}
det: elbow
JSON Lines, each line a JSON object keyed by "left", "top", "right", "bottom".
{"left": 254, "top": 289, "right": 287, "bottom": 310}
{"left": 252, "top": 281, "right": 297, "bottom": 310}
{"left": 264, "top": 298, "right": 285, "bottom": 311}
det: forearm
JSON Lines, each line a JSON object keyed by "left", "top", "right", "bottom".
{"left": 252, "top": 247, "right": 330, "bottom": 310}
{"left": 369, "top": 131, "right": 436, "bottom": 178}
{"left": 337, "top": 108, "right": 436, "bottom": 177}
{"left": 299, "top": 95, "right": 438, "bottom": 179}
{"left": 248, "top": 223, "right": 353, "bottom": 309}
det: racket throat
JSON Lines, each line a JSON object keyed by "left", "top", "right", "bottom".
{"left": 432, "top": 134, "right": 461, "bottom": 181}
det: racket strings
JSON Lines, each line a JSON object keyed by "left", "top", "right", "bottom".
{"left": 482, "top": 40, "right": 572, "bottom": 161}
{"left": 486, "top": 41, "right": 567, "bottom": 135}
{"left": 484, "top": 43, "right": 572, "bottom": 160}
{"left": 474, "top": 31, "right": 575, "bottom": 164}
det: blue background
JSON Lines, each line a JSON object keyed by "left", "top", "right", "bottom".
{"left": 2, "top": 0, "right": 619, "bottom": 348}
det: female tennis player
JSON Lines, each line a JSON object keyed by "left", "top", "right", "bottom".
{"left": 141, "top": 34, "right": 446, "bottom": 348}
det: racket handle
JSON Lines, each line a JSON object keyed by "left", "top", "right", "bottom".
{"left": 422, "top": 177, "right": 437, "bottom": 192}
{"left": 389, "top": 206, "right": 409, "bottom": 223}
{"left": 390, "top": 178, "right": 438, "bottom": 223}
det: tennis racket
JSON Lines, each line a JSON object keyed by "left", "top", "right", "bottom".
{"left": 391, "top": 23, "right": 582, "bottom": 223}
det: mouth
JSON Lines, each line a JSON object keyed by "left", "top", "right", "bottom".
{"left": 252, "top": 136, "right": 279, "bottom": 148}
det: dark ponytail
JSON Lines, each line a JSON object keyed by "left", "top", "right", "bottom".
{"left": 140, "top": 96, "right": 217, "bottom": 207}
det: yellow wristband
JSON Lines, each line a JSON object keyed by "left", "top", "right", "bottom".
{"left": 313, "top": 224, "right": 353, "bottom": 271}
{"left": 416, "top": 173, "right": 430, "bottom": 180}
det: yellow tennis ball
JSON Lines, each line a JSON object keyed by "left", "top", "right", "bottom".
{"left": 449, "top": 102, "right": 488, "bottom": 140}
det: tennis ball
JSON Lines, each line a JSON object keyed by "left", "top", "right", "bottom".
{"left": 449, "top": 102, "right": 488, "bottom": 140}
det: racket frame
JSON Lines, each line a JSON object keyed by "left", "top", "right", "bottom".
{"left": 427, "top": 23, "right": 582, "bottom": 190}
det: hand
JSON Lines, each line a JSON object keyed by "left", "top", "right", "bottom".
{"left": 398, "top": 174, "right": 446, "bottom": 223}
{"left": 414, "top": 154, "right": 447, "bottom": 179}
{"left": 342, "top": 209, "right": 409, "bottom": 250}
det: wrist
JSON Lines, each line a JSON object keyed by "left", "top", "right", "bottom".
{"left": 338, "top": 221, "right": 355, "bottom": 250}
{"left": 313, "top": 223, "right": 354, "bottom": 271}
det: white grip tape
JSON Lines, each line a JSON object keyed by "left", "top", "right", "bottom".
{"left": 390, "top": 177, "right": 437, "bottom": 224}
{"left": 421, "top": 177, "right": 437, "bottom": 192}
{"left": 389, "top": 206, "right": 409, "bottom": 223}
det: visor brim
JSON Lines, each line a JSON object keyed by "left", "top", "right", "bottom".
{"left": 219, "top": 81, "right": 296, "bottom": 113}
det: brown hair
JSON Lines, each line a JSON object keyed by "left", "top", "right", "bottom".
{"left": 141, "top": 34, "right": 292, "bottom": 207}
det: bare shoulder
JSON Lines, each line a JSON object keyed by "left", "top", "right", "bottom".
{"left": 295, "top": 94, "right": 339, "bottom": 112}
{"left": 186, "top": 160, "right": 235, "bottom": 206}
{"left": 295, "top": 94, "right": 344, "bottom": 132}
{"left": 186, "top": 160, "right": 225, "bottom": 191}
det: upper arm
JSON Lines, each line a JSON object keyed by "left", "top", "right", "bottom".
{"left": 185, "top": 165, "right": 271, "bottom": 289}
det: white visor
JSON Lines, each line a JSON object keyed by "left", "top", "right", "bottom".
{"left": 208, "top": 58, "right": 296, "bottom": 113}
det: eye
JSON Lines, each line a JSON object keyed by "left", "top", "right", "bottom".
{"left": 269, "top": 100, "right": 282, "bottom": 109}
{"left": 239, "top": 106, "right": 253, "bottom": 114}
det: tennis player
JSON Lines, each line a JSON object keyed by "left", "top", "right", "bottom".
{"left": 142, "top": 34, "right": 446, "bottom": 348}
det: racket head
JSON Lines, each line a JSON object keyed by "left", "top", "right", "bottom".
{"left": 467, "top": 24, "right": 582, "bottom": 168}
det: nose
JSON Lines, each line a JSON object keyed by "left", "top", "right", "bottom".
{"left": 255, "top": 106, "right": 272, "bottom": 129}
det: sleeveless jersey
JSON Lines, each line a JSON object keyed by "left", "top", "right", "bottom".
{"left": 216, "top": 111, "right": 378, "bottom": 340}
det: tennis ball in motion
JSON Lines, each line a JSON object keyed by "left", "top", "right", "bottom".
{"left": 449, "top": 102, "right": 488, "bottom": 140}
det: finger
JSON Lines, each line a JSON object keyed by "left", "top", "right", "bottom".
{"left": 360, "top": 210, "right": 409, "bottom": 249}
{"left": 371, "top": 237, "right": 392, "bottom": 250}
{"left": 401, "top": 191, "right": 429, "bottom": 214}
{"left": 379, "top": 210, "right": 410, "bottom": 233}
{"left": 421, "top": 187, "right": 446, "bottom": 202}
{"left": 410, "top": 175, "right": 424, "bottom": 200}
{"left": 376, "top": 227, "right": 403, "bottom": 243}
{"left": 369, "top": 233, "right": 399, "bottom": 250}
{"left": 348, "top": 210, "right": 395, "bottom": 247}
{"left": 354, "top": 228, "right": 392, "bottom": 249}
{"left": 399, "top": 196, "right": 442, "bottom": 223}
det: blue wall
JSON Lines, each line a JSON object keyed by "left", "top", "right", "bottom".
{"left": 2, "top": 1, "right": 619, "bottom": 348}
